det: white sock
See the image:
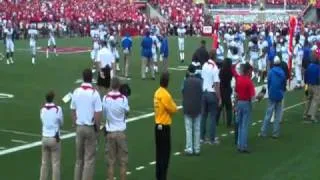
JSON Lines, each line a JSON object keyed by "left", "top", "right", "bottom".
{"left": 182, "top": 52, "right": 185, "bottom": 60}
{"left": 6, "top": 59, "right": 10, "bottom": 64}
{"left": 54, "top": 48, "right": 57, "bottom": 55}
{"left": 10, "top": 57, "right": 13, "bottom": 63}
{"left": 32, "top": 57, "right": 35, "bottom": 64}
{"left": 46, "top": 49, "right": 49, "bottom": 58}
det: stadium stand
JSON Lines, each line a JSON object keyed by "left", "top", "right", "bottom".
{"left": 0, "top": 0, "right": 146, "bottom": 23}
{"left": 151, "top": 0, "right": 204, "bottom": 24}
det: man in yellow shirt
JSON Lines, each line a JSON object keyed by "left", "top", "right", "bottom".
{"left": 153, "top": 72, "right": 178, "bottom": 180}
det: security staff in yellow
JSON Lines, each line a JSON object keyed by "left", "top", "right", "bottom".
{"left": 153, "top": 72, "right": 178, "bottom": 180}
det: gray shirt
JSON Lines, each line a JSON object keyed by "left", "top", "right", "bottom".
{"left": 182, "top": 75, "right": 203, "bottom": 118}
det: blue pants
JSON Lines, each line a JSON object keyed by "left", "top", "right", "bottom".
{"left": 236, "top": 101, "right": 252, "bottom": 151}
{"left": 201, "top": 92, "right": 218, "bottom": 142}
{"left": 184, "top": 114, "right": 201, "bottom": 154}
{"left": 260, "top": 100, "right": 283, "bottom": 137}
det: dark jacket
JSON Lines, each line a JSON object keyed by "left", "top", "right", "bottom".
{"left": 268, "top": 66, "right": 286, "bottom": 102}
{"left": 192, "top": 46, "right": 209, "bottom": 66}
{"left": 304, "top": 62, "right": 320, "bottom": 85}
{"left": 219, "top": 60, "right": 233, "bottom": 97}
{"left": 182, "top": 75, "right": 203, "bottom": 118}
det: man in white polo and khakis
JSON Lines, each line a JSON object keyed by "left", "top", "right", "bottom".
{"left": 40, "top": 91, "right": 63, "bottom": 180}
{"left": 103, "top": 77, "right": 130, "bottom": 180}
{"left": 71, "top": 68, "right": 102, "bottom": 180}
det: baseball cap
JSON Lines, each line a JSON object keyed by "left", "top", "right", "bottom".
{"left": 274, "top": 56, "right": 281, "bottom": 65}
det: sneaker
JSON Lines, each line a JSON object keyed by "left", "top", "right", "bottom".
{"left": 209, "top": 140, "right": 220, "bottom": 145}
{"left": 183, "top": 150, "right": 193, "bottom": 156}
{"left": 271, "top": 135, "right": 279, "bottom": 139}
{"left": 258, "top": 133, "right": 267, "bottom": 138}
{"left": 200, "top": 139, "right": 205, "bottom": 144}
{"left": 303, "top": 119, "right": 313, "bottom": 124}
{"left": 312, "top": 119, "right": 319, "bottom": 123}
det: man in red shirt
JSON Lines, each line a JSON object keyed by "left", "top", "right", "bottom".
{"left": 233, "top": 63, "right": 256, "bottom": 153}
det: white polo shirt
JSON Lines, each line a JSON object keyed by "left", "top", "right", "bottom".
{"left": 70, "top": 83, "right": 102, "bottom": 126}
{"left": 201, "top": 60, "right": 220, "bottom": 92}
{"left": 96, "top": 47, "right": 115, "bottom": 68}
{"left": 102, "top": 91, "right": 130, "bottom": 132}
{"left": 41, "top": 103, "right": 63, "bottom": 137}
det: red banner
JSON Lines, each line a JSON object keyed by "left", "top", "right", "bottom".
{"left": 288, "top": 16, "right": 297, "bottom": 79}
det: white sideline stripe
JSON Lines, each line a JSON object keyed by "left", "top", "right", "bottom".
{"left": 11, "top": 139, "right": 28, "bottom": 144}
{"left": 149, "top": 161, "right": 156, "bottom": 165}
{"left": 0, "top": 106, "right": 182, "bottom": 156}
{"left": 0, "top": 129, "right": 41, "bottom": 137}
{"left": 131, "top": 110, "right": 149, "bottom": 115}
{"left": 221, "top": 133, "right": 228, "bottom": 137}
{"left": 0, "top": 88, "right": 304, "bottom": 156}
{"left": 135, "top": 166, "right": 145, "bottom": 171}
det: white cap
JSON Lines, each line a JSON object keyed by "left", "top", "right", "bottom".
{"left": 274, "top": 56, "right": 281, "bottom": 65}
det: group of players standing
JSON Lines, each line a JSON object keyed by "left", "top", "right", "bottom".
{"left": 2, "top": 22, "right": 58, "bottom": 65}
{"left": 216, "top": 26, "right": 320, "bottom": 88}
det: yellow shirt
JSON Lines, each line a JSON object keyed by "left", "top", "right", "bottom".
{"left": 154, "top": 87, "right": 178, "bottom": 125}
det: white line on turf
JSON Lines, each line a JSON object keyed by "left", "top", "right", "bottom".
{"left": 135, "top": 166, "right": 145, "bottom": 171}
{"left": 149, "top": 161, "right": 156, "bottom": 165}
{"left": 11, "top": 139, "right": 28, "bottom": 144}
{"left": 0, "top": 91, "right": 305, "bottom": 156}
{"left": 258, "top": 120, "right": 262, "bottom": 123}
{"left": 0, "top": 106, "right": 182, "bottom": 156}
{"left": 126, "top": 171, "right": 131, "bottom": 175}
{"left": 221, "top": 134, "right": 228, "bottom": 137}
{"left": 0, "top": 129, "right": 41, "bottom": 137}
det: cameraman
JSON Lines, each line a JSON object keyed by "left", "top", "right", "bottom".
{"left": 102, "top": 77, "right": 130, "bottom": 180}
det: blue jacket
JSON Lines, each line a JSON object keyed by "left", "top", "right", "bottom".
{"left": 141, "top": 36, "right": 153, "bottom": 58}
{"left": 267, "top": 47, "right": 276, "bottom": 63}
{"left": 268, "top": 66, "right": 286, "bottom": 101}
{"left": 160, "top": 37, "right": 169, "bottom": 58}
{"left": 121, "top": 36, "right": 132, "bottom": 51}
{"left": 304, "top": 62, "right": 320, "bottom": 85}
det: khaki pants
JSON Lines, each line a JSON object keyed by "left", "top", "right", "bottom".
{"left": 161, "top": 57, "right": 168, "bottom": 73}
{"left": 74, "top": 126, "right": 97, "bottom": 180}
{"left": 105, "top": 132, "right": 128, "bottom": 180}
{"left": 40, "top": 137, "right": 61, "bottom": 180}
{"left": 141, "top": 57, "right": 154, "bottom": 79}
{"left": 124, "top": 54, "right": 130, "bottom": 77}
{"left": 305, "top": 85, "right": 320, "bottom": 119}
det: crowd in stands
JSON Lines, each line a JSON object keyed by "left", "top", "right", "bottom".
{"left": 0, "top": 0, "right": 146, "bottom": 23}
{"left": 265, "top": 0, "right": 307, "bottom": 5}
{"left": 151, "top": 0, "right": 204, "bottom": 25}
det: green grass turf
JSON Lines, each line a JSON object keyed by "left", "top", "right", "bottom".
{"left": 0, "top": 36, "right": 319, "bottom": 180}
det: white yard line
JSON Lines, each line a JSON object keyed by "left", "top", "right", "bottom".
{"left": 0, "top": 85, "right": 303, "bottom": 156}
{"left": 11, "top": 139, "right": 28, "bottom": 144}
{"left": 0, "top": 106, "right": 182, "bottom": 156}
{"left": 0, "top": 129, "right": 41, "bottom": 137}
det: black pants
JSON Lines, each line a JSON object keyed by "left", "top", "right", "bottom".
{"left": 216, "top": 93, "right": 232, "bottom": 127}
{"left": 155, "top": 124, "right": 171, "bottom": 180}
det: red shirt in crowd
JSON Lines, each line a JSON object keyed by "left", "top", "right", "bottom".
{"left": 232, "top": 67, "right": 255, "bottom": 101}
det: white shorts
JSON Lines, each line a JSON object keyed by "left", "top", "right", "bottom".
{"left": 48, "top": 37, "right": 56, "bottom": 47}
{"left": 258, "top": 58, "right": 267, "bottom": 71}
{"left": 30, "top": 44, "right": 36, "bottom": 55}
{"left": 6, "top": 40, "right": 14, "bottom": 53}
{"left": 178, "top": 38, "right": 184, "bottom": 51}
{"left": 153, "top": 52, "right": 158, "bottom": 62}
{"left": 91, "top": 48, "right": 99, "bottom": 61}
{"left": 112, "top": 49, "right": 119, "bottom": 59}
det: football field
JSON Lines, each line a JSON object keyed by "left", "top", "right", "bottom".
{"left": 0, "top": 37, "right": 319, "bottom": 180}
